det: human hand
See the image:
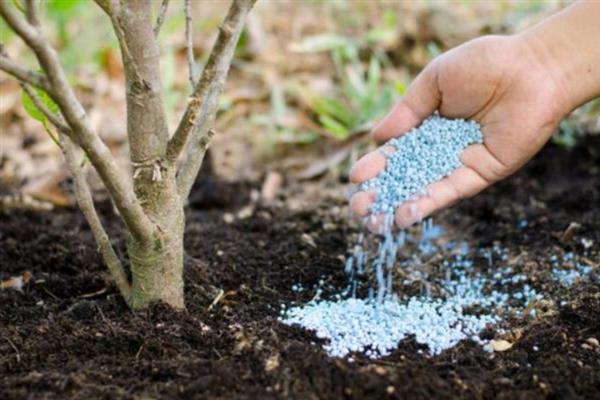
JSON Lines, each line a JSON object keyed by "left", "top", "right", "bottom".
{"left": 349, "top": 35, "right": 571, "bottom": 229}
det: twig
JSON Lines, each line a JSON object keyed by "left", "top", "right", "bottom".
{"left": 168, "top": 0, "right": 257, "bottom": 198}
{"left": 59, "top": 132, "right": 132, "bottom": 305}
{"left": 153, "top": 0, "right": 170, "bottom": 37}
{"left": 24, "top": 0, "right": 39, "bottom": 27}
{"left": 0, "top": 2, "right": 155, "bottom": 241}
{"left": 184, "top": 0, "right": 195, "bottom": 88}
{"left": 0, "top": 52, "right": 51, "bottom": 92}
{"left": 21, "top": 74, "right": 132, "bottom": 304}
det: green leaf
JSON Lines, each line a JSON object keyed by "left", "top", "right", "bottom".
{"left": 21, "top": 87, "right": 59, "bottom": 121}
{"left": 319, "top": 114, "right": 349, "bottom": 140}
{"left": 22, "top": 93, "right": 61, "bottom": 148}
{"left": 41, "top": 91, "right": 59, "bottom": 114}
{"left": 22, "top": 90, "right": 46, "bottom": 122}
{"left": 312, "top": 96, "right": 354, "bottom": 127}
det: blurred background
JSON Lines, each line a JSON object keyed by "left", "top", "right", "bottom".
{"left": 1, "top": 0, "right": 598, "bottom": 210}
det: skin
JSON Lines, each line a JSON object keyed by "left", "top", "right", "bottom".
{"left": 349, "top": 0, "right": 600, "bottom": 230}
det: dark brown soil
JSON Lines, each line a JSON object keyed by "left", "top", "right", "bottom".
{"left": 1, "top": 138, "right": 599, "bottom": 400}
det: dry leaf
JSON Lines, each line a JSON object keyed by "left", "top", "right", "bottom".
{"left": 0, "top": 271, "right": 32, "bottom": 292}
{"left": 488, "top": 339, "right": 514, "bottom": 352}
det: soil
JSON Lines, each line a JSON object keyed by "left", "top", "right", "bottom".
{"left": 1, "top": 137, "right": 599, "bottom": 400}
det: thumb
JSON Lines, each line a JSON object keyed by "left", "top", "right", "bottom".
{"left": 371, "top": 60, "right": 441, "bottom": 143}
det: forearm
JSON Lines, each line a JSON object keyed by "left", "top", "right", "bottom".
{"left": 517, "top": 0, "right": 600, "bottom": 113}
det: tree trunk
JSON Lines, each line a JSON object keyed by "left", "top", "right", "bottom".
{"left": 128, "top": 168, "right": 186, "bottom": 310}
{"left": 101, "top": 0, "right": 185, "bottom": 310}
{"left": 128, "top": 228, "right": 185, "bottom": 309}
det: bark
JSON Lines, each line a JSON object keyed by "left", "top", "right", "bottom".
{"left": 107, "top": 0, "right": 169, "bottom": 166}
{"left": 127, "top": 175, "right": 185, "bottom": 309}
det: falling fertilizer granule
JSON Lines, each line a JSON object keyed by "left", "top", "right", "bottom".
{"left": 279, "top": 116, "right": 597, "bottom": 359}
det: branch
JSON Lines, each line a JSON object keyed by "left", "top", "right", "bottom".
{"left": 0, "top": 50, "right": 51, "bottom": 92}
{"left": 184, "top": 0, "right": 195, "bottom": 88}
{"left": 59, "top": 132, "right": 132, "bottom": 305}
{"left": 0, "top": 2, "right": 155, "bottom": 241}
{"left": 97, "top": 0, "right": 169, "bottom": 179}
{"left": 168, "top": 0, "right": 257, "bottom": 198}
{"left": 154, "top": 0, "right": 170, "bottom": 37}
{"left": 24, "top": 0, "right": 40, "bottom": 27}
{"left": 23, "top": 82, "right": 132, "bottom": 303}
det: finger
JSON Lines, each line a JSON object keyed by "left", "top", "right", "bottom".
{"left": 371, "top": 61, "right": 441, "bottom": 144}
{"left": 349, "top": 189, "right": 376, "bottom": 217}
{"left": 394, "top": 199, "right": 425, "bottom": 229}
{"left": 349, "top": 145, "right": 395, "bottom": 184}
{"left": 395, "top": 167, "right": 489, "bottom": 228}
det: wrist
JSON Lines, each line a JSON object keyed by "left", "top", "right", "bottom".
{"left": 511, "top": 32, "right": 573, "bottom": 122}
{"left": 514, "top": 1, "right": 600, "bottom": 114}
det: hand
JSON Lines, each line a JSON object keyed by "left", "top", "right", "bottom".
{"left": 349, "top": 35, "right": 570, "bottom": 229}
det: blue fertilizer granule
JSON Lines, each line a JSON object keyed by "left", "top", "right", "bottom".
{"left": 359, "top": 115, "right": 483, "bottom": 217}
{"left": 550, "top": 252, "right": 597, "bottom": 286}
{"left": 281, "top": 272, "right": 506, "bottom": 358}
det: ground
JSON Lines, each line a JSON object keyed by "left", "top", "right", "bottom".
{"left": 1, "top": 136, "right": 599, "bottom": 399}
